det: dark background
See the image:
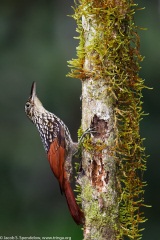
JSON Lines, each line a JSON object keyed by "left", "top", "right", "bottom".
{"left": 0, "top": 0, "right": 159, "bottom": 239}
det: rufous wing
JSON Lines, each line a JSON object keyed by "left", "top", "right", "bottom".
{"left": 47, "top": 138, "right": 65, "bottom": 192}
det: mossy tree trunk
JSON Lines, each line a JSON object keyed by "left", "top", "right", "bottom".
{"left": 68, "top": 1, "right": 147, "bottom": 239}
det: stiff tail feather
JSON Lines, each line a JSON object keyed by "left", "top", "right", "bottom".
{"left": 64, "top": 180, "right": 84, "bottom": 225}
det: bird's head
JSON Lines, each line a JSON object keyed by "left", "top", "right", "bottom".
{"left": 25, "top": 82, "right": 45, "bottom": 122}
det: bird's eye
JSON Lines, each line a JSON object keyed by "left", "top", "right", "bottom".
{"left": 26, "top": 102, "right": 30, "bottom": 108}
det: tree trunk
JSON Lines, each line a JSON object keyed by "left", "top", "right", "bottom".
{"left": 68, "top": 1, "right": 147, "bottom": 239}
{"left": 81, "top": 80, "right": 119, "bottom": 240}
{"left": 80, "top": 12, "right": 119, "bottom": 240}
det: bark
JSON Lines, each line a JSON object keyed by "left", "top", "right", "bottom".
{"left": 81, "top": 82, "right": 119, "bottom": 240}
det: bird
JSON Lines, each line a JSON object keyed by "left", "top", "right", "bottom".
{"left": 25, "top": 81, "right": 84, "bottom": 225}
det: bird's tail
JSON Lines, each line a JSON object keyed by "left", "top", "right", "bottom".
{"left": 64, "top": 180, "right": 84, "bottom": 225}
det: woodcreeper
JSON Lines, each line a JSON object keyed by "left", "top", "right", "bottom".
{"left": 25, "top": 82, "right": 84, "bottom": 224}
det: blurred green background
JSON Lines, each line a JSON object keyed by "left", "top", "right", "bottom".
{"left": 0, "top": 0, "right": 159, "bottom": 239}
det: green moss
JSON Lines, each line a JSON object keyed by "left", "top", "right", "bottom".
{"left": 68, "top": 0, "right": 148, "bottom": 239}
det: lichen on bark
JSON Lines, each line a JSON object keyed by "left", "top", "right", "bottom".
{"left": 68, "top": 0, "right": 147, "bottom": 239}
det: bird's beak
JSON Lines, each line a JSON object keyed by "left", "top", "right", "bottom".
{"left": 30, "top": 81, "right": 36, "bottom": 101}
